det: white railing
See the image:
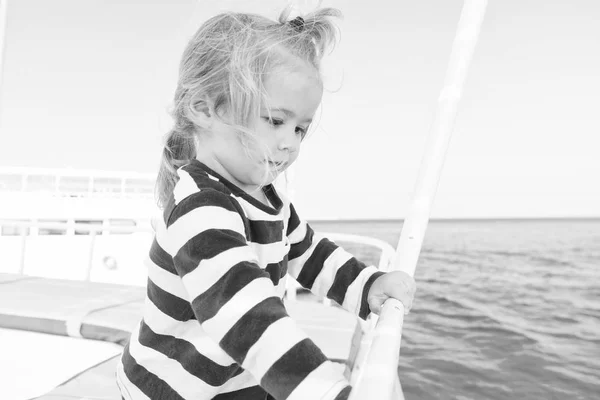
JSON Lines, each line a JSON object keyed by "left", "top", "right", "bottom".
{"left": 323, "top": 232, "right": 395, "bottom": 273}
{"left": 0, "top": 166, "right": 156, "bottom": 199}
{"left": 0, "top": 219, "right": 395, "bottom": 293}
{"left": 284, "top": 232, "right": 395, "bottom": 302}
{"left": 0, "top": 219, "right": 152, "bottom": 279}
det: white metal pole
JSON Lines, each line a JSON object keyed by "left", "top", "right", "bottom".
{"left": 349, "top": 1, "right": 488, "bottom": 398}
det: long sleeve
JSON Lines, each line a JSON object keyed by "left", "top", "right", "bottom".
{"left": 286, "top": 203, "right": 385, "bottom": 320}
{"left": 164, "top": 189, "right": 350, "bottom": 400}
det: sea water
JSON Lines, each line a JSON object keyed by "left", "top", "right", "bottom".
{"left": 311, "top": 219, "right": 600, "bottom": 400}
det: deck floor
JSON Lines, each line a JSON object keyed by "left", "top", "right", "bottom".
{"left": 0, "top": 274, "right": 359, "bottom": 399}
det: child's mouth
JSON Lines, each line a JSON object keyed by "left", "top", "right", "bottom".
{"left": 267, "top": 160, "right": 286, "bottom": 170}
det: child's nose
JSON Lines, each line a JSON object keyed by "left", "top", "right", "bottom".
{"left": 277, "top": 139, "right": 295, "bottom": 152}
{"left": 277, "top": 128, "right": 299, "bottom": 152}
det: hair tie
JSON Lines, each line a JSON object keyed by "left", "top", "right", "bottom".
{"left": 288, "top": 16, "right": 305, "bottom": 32}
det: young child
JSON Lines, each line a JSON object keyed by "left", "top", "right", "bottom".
{"left": 116, "top": 7, "right": 416, "bottom": 400}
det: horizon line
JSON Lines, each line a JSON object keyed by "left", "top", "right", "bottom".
{"left": 309, "top": 216, "right": 600, "bottom": 223}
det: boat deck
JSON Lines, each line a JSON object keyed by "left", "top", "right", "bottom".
{"left": 0, "top": 273, "right": 360, "bottom": 399}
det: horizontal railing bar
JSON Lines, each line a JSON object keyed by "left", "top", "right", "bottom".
{"left": 0, "top": 219, "right": 152, "bottom": 234}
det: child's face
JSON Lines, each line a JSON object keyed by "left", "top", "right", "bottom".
{"left": 206, "top": 63, "right": 323, "bottom": 195}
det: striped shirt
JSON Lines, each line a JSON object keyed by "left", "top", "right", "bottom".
{"left": 117, "top": 160, "right": 385, "bottom": 400}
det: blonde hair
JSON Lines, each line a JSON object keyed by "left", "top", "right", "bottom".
{"left": 156, "top": 7, "right": 341, "bottom": 207}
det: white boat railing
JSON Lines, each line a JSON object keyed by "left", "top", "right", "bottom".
{"left": 0, "top": 219, "right": 153, "bottom": 278}
{"left": 348, "top": 1, "right": 488, "bottom": 399}
{"left": 0, "top": 166, "right": 156, "bottom": 199}
{"left": 284, "top": 232, "right": 395, "bottom": 302}
{"left": 0, "top": 218, "right": 395, "bottom": 293}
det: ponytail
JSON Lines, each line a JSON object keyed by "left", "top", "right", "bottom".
{"left": 155, "top": 125, "right": 197, "bottom": 208}
{"left": 277, "top": 7, "right": 342, "bottom": 69}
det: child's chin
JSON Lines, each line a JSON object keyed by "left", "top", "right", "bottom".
{"left": 249, "top": 174, "right": 276, "bottom": 187}
{"left": 264, "top": 175, "right": 278, "bottom": 185}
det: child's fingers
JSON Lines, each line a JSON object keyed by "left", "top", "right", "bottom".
{"left": 368, "top": 297, "right": 383, "bottom": 315}
{"left": 369, "top": 292, "right": 412, "bottom": 316}
{"left": 388, "top": 289, "right": 413, "bottom": 314}
{"left": 386, "top": 273, "right": 416, "bottom": 314}
{"left": 367, "top": 271, "right": 417, "bottom": 316}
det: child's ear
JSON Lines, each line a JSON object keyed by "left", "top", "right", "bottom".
{"left": 190, "top": 99, "right": 213, "bottom": 129}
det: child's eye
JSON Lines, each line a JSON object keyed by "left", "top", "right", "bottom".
{"left": 264, "top": 117, "right": 284, "bottom": 126}
{"left": 295, "top": 126, "right": 307, "bottom": 137}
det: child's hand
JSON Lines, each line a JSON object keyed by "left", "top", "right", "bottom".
{"left": 367, "top": 271, "right": 416, "bottom": 315}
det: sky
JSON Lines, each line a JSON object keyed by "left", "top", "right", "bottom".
{"left": 0, "top": 0, "right": 599, "bottom": 220}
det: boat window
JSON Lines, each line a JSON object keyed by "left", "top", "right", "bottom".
{"left": 123, "top": 178, "right": 154, "bottom": 196}
{"left": 1, "top": 221, "right": 29, "bottom": 236}
{"left": 0, "top": 174, "right": 23, "bottom": 191}
{"left": 74, "top": 220, "right": 102, "bottom": 235}
{"left": 27, "top": 175, "right": 56, "bottom": 192}
{"left": 93, "top": 178, "right": 122, "bottom": 195}
{"left": 58, "top": 177, "right": 90, "bottom": 197}
{"left": 109, "top": 219, "right": 137, "bottom": 234}
{"left": 38, "top": 219, "right": 68, "bottom": 235}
